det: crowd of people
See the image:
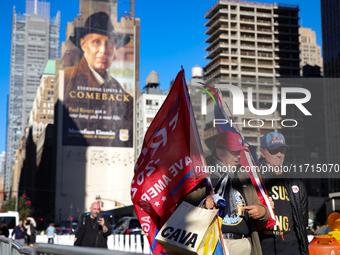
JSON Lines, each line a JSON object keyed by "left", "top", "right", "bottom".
{"left": 3, "top": 217, "right": 53, "bottom": 247}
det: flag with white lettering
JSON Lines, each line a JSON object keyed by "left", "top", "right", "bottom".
{"left": 209, "top": 86, "right": 276, "bottom": 229}
{"left": 131, "top": 70, "right": 208, "bottom": 254}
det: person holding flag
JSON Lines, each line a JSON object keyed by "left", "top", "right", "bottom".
{"left": 205, "top": 130, "right": 270, "bottom": 255}
{"left": 131, "top": 70, "right": 213, "bottom": 255}
{"left": 258, "top": 132, "right": 309, "bottom": 255}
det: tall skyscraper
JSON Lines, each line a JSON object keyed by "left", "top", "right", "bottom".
{"left": 299, "top": 27, "right": 323, "bottom": 76}
{"left": 5, "top": 0, "right": 60, "bottom": 196}
{"left": 204, "top": 0, "right": 302, "bottom": 164}
{"left": 321, "top": 0, "right": 340, "bottom": 191}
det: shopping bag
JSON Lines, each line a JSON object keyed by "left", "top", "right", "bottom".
{"left": 156, "top": 201, "right": 218, "bottom": 255}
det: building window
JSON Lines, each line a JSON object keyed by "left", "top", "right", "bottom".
{"left": 146, "top": 99, "right": 159, "bottom": 106}
{"left": 301, "top": 36, "right": 307, "bottom": 43}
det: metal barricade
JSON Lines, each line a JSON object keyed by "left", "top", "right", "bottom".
{"left": 0, "top": 236, "right": 150, "bottom": 255}
{"left": 0, "top": 238, "right": 33, "bottom": 255}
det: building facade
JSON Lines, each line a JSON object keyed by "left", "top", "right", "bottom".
{"left": 321, "top": 0, "right": 340, "bottom": 191}
{"left": 6, "top": 0, "right": 60, "bottom": 196}
{"left": 204, "top": 0, "right": 303, "bottom": 164}
{"left": 54, "top": 0, "right": 139, "bottom": 221}
{"left": 28, "top": 60, "right": 56, "bottom": 144}
{"left": 0, "top": 152, "right": 5, "bottom": 178}
{"left": 187, "top": 66, "right": 210, "bottom": 154}
{"left": 136, "top": 71, "right": 168, "bottom": 156}
{"left": 299, "top": 27, "right": 323, "bottom": 76}
{"left": 0, "top": 152, "right": 6, "bottom": 205}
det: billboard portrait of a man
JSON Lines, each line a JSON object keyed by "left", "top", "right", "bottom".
{"left": 63, "top": 11, "right": 133, "bottom": 147}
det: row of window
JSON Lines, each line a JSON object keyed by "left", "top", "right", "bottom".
{"left": 146, "top": 99, "right": 159, "bottom": 106}
{"left": 42, "top": 109, "right": 54, "bottom": 114}
{"left": 40, "top": 115, "right": 54, "bottom": 120}
{"left": 42, "top": 103, "right": 54, "bottom": 108}
{"left": 303, "top": 45, "right": 316, "bottom": 49}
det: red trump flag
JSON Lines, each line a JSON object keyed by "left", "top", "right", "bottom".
{"left": 131, "top": 70, "right": 208, "bottom": 254}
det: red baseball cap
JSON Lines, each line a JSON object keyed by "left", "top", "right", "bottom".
{"left": 215, "top": 131, "right": 246, "bottom": 151}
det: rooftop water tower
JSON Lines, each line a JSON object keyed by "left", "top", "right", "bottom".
{"left": 192, "top": 65, "right": 203, "bottom": 78}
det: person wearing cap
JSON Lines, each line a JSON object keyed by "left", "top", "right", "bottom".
{"left": 258, "top": 132, "right": 308, "bottom": 255}
{"left": 63, "top": 11, "right": 133, "bottom": 147}
{"left": 205, "top": 131, "right": 270, "bottom": 255}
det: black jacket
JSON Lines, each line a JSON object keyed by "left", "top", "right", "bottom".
{"left": 259, "top": 158, "right": 309, "bottom": 255}
{"left": 74, "top": 214, "right": 112, "bottom": 248}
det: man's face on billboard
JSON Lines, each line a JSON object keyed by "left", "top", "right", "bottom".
{"left": 81, "top": 33, "right": 116, "bottom": 76}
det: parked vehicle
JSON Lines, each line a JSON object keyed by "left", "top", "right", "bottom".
{"left": 112, "top": 217, "right": 142, "bottom": 235}
{"left": 55, "top": 226, "right": 70, "bottom": 235}
{"left": 0, "top": 211, "right": 19, "bottom": 236}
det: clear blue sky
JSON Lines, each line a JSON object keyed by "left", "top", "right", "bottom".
{"left": 0, "top": 0, "right": 322, "bottom": 153}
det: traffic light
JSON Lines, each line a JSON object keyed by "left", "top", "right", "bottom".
{"left": 3, "top": 192, "right": 7, "bottom": 200}
{"left": 25, "top": 197, "right": 31, "bottom": 208}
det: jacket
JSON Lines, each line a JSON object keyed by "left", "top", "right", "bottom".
{"left": 63, "top": 56, "right": 133, "bottom": 147}
{"left": 12, "top": 225, "right": 26, "bottom": 240}
{"left": 46, "top": 226, "right": 55, "bottom": 237}
{"left": 74, "top": 214, "right": 112, "bottom": 248}
{"left": 207, "top": 155, "right": 270, "bottom": 255}
{"left": 259, "top": 157, "right": 309, "bottom": 255}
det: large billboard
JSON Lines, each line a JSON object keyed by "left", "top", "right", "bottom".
{"left": 62, "top": 1, "right": 134, "bottom": 147}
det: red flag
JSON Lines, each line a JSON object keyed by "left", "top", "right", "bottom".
{"left": 131, "top": 70, "right": 208, "bottom": 254}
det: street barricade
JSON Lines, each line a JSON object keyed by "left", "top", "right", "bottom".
{"left": 35, "top": 234, "right": 151, "bottom": 254}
